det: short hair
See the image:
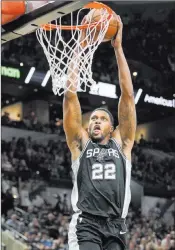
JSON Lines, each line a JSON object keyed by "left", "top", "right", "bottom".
{"left": 91, "top": 108, "right": 114, "bottom": 126}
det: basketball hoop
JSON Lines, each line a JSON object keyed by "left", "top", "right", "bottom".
{"left": 36, "top": 2, "right": 113, "bottom": 96}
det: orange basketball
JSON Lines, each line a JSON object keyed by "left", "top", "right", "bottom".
{"left": 86, "top": 9, "right": 118, "bottom": 42}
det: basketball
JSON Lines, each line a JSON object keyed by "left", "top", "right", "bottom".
{"left": 86, "top": 9, "right": 118, "bottom": 42}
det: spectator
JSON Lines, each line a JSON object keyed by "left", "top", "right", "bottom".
{"left": 29, "top": 218, "right": 41, "bottom": 230}
{"left": 1, "top": 112, "right": 11, "bottom": 125}
{"left": 20, "top": 183, "right": 32, "bottom": 209}
{"left": 6, "top": 214, "right": 22, "bottom": 231}
{"left": 2, "top": 152, "right": 14, "bottom": 171}
{"left": 40, "top": 230, "right": 53, "bottom": 249}
{"left": 1, "top": 189, "right": 14, "bottom": 217}
{"left": 62, "top": 193, "right": 69, "bottom": 215}
{"left": 139, "top": 134, "right": 146, "bottom": 147}
{"left": 32, "top": 195, "right": 44, "bottom": 208}
{"left": 44, "top": 213, "right": 55, "bottom": 228}
{"left": 52, "top": 235, "right": 64, "bottom": 249}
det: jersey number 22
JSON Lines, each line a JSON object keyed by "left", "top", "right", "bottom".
{"left": 92, "top": 163, "right": 116, "bottom": 180}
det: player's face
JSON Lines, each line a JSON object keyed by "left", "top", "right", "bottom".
{"left": 88, "top": 110, "right": 113, "bottom": 142}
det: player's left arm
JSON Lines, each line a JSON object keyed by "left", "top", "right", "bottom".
{"left": 112, "top": 15, "right": 137, "bottom": 161}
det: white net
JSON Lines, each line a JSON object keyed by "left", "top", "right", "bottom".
{"left": 36, "top": 7, "right": 112, "bottom": 95}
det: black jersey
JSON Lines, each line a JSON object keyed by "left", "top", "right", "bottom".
{"left": 71, "top": 138, "right": 131, "bottom": 219}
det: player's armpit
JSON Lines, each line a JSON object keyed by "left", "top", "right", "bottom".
{"left": 118, "top": 93, "right": 136, "bottom": 160}
{"left": 63, "top": 94, "right": 88, "bottom": 160}
{"left": 112, "top": 126, "right": 122, "bottom": 147}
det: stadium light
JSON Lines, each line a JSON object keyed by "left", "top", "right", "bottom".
{"left": 133, "top": 72, "right": 138, "bottom": 77}
{"left": 41, "top": 70, "right": 51, "bottom": 87}
{"left": 25, "top": 67, "right": 36, "bottom": 84}
{"left": 135, "top": 88, "right": 143, "bottom": 104}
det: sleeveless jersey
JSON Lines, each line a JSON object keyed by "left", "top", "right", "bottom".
{"left": 71, "top": 138, "right": 132, "bottom": 219}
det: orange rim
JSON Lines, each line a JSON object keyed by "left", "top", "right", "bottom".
{"left": 41, "top": 1, "right": 113, "bottom": 31}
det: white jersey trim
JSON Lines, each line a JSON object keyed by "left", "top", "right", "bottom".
{"left": 79, "top": 139, "right": 91, "bottom": 159}
{"left": 111, "top": 138, "right": 132, "bottom": 220}
{"left": 71, "top": 139, "right": 90, "bottom": 172}
{"left": 111, "top": 138, "right": 127, "bottom": 161}
{"left": 68, "top": 212, "right": 81, "bottom": 250}
{"left": 71, "top": 139, "right": 90, "bottom": 213}
{"left": 121, "top": 159, "right": 132, "bottom": 219}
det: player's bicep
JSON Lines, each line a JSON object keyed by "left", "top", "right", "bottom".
{"left": 118, "top": 93, "right": 137, "bottom": 155}
{"left": 63, "top": 94, "right": 83, "bottom": 149}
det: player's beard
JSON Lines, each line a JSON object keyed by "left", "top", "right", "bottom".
{"left": 90, "top": 131, "right": 105, "bottom": 143}
{"left": 90, "top": 129, "right": 112, "bottom": 143}
{"left": 91, "top": 135, "right": 105, "bottom": 143}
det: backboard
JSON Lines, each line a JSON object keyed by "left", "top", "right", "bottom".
{"left": 1, "top": 0, "right": 90, "bottom": 44}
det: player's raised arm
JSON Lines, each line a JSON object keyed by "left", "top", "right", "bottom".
{"left": 63, "top": 50, "right": 84, "bottom": 159}
{"left": 63, "top": 29, "right": 88, "bottom": 160}
{"left": 112, "top": 15, "right": 137, "bottom": 161}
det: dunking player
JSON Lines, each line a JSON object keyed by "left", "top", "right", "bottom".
{"left": 63, "top": 16, "right": 136, "bottom": 250}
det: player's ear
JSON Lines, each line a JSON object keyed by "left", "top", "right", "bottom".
{"left": 110, "top": 126, "right": 114, "bottom": 133}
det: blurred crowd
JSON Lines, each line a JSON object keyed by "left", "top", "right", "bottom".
{"left": 1, "top": 134, "right": 175, "bottom": 188}
{"left": 127, "top": 205, "right": 175, "bottom": 250}
{"left": 132, "top": 135, "right": 175, "bottom": 187}
{"left": 122, "top": 10, "right": 175, "bottom": 95}
{"left": 1, "top": 8, "right": 175, "bottom": 96}
{"left": 1, "top": 111, "right": 64, "bottom": 135}
{"left": 1, "top": 136, "right": 71, "bottom": 182}
{"left": 2, "top": 195, "right": 70, "bottom": 250}
{"left": 93, "top": 8, "right": 175, "bottom": 95}
{"left": 2, "top": 198, "right": 175, "bottom": 250}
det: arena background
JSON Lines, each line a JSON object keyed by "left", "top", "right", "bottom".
{"left": 1, "top": 1, "right": 175, "bottom": 250}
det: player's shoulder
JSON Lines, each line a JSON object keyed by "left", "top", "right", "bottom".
{"left": 110, "top": 137, "right": 122, "bottom": 151}
{"left": 71, "top": 128, "right": 90, "bottom": 161}
{"left": 110, "top": 137, "right": 132, "bottom": 162}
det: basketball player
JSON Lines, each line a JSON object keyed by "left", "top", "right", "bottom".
{"left": 63, "top": 15, "right": 136, "bottom": 250}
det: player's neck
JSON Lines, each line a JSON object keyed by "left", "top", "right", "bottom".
{"left": 95, "top": 136, "right": 110, "bottom": 145}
